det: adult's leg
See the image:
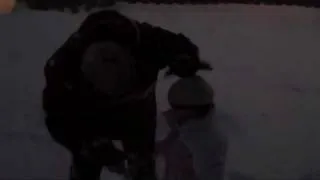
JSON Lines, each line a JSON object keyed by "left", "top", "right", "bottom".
{"left": 45, "top": 115, "right": 83, "bottom": 154}
{"left": 121, "top": 95, "right": 157, "bottom": 180}
{"left": 45, "top": 115, "right": 103, "bottom": 180}
{"left": 122, "top": 120, "right": 157, "bottom": 180}
{"left": 70, "top": 153, "right": 103, "bottom": 180}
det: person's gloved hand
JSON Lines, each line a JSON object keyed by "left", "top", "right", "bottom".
{"left": 80, "top": 138, "right": 127, "bottom": 166}
{"left": 165, "top": 55, "right": 213, "bottom": 78}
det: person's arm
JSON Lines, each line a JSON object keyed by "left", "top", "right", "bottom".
{"left": 137, "top": 22, "right": 212, "bottom": 77}
{"left": 137, "top": 22, "right": 185, "bottom": 69}
{"left": 156, "top": 129, "right": 179, "bottom": 155}
{"left": 42, "top": 31, "right": 91, "bottom": 114}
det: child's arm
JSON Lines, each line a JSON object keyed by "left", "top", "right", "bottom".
{"left": 163, "top": 128, "right": 180, "bottom": 145}
{"left": 156, "top": 129, "right": 180, "bottom": 154}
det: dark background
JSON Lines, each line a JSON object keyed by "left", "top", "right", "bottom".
{"left": 17, "top": 0, "right": 320, "bottom": 13}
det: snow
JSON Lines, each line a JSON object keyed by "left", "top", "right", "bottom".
{"left": 0, "top": 3, "right": 320, "bottom": 180}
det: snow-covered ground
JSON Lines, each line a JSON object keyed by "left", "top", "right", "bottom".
{"left": 0, "top": 3, "right": 320, "bottom": 180}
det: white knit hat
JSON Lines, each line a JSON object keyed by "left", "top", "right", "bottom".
{"left": 81, "top": 41, "right": 137, "bottom": 97}
{"left": 168, "top": 75, "right": 214, "bottom": 107}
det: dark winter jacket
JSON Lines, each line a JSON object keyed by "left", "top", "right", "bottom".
{"left": 43, "top": 10, "right": 203, "bottom": 139}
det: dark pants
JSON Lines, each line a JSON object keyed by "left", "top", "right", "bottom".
{"left": 44, "top": 94, "right": 157, "bottom": 180}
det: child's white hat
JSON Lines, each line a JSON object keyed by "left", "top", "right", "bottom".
{"left": 168, "top": 75, "right": 214, "bottom": 107}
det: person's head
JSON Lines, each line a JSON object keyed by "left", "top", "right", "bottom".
{"left": 77, "top": 10, "right": 140, "bottom": 49}
{"left": 81, "top": 41, "right": 138, "bottom": 98}
{"left": 166, "top": 75, "right": 215, "bottom": 127}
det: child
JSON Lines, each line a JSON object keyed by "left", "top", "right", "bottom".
{"left": 155, "top": 75, "right": 227, "bottom": 180}
{"left": 156, "top": 114, "right": 198, "bottom": 180}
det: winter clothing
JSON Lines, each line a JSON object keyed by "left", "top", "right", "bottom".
{"left": 156, "top": 113, "right": 197, "bottom": 180}
{"left": 154, "top": 76, "right": 226, "bottom": 180}
{"left": 176, "top": 110, "right": 227, "bottom": 180}
{"left": 155, "top": 112, "right": 227, "bottom": 180}
{"left": 43, "top": 10, "right": 205, "bottom": 180}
